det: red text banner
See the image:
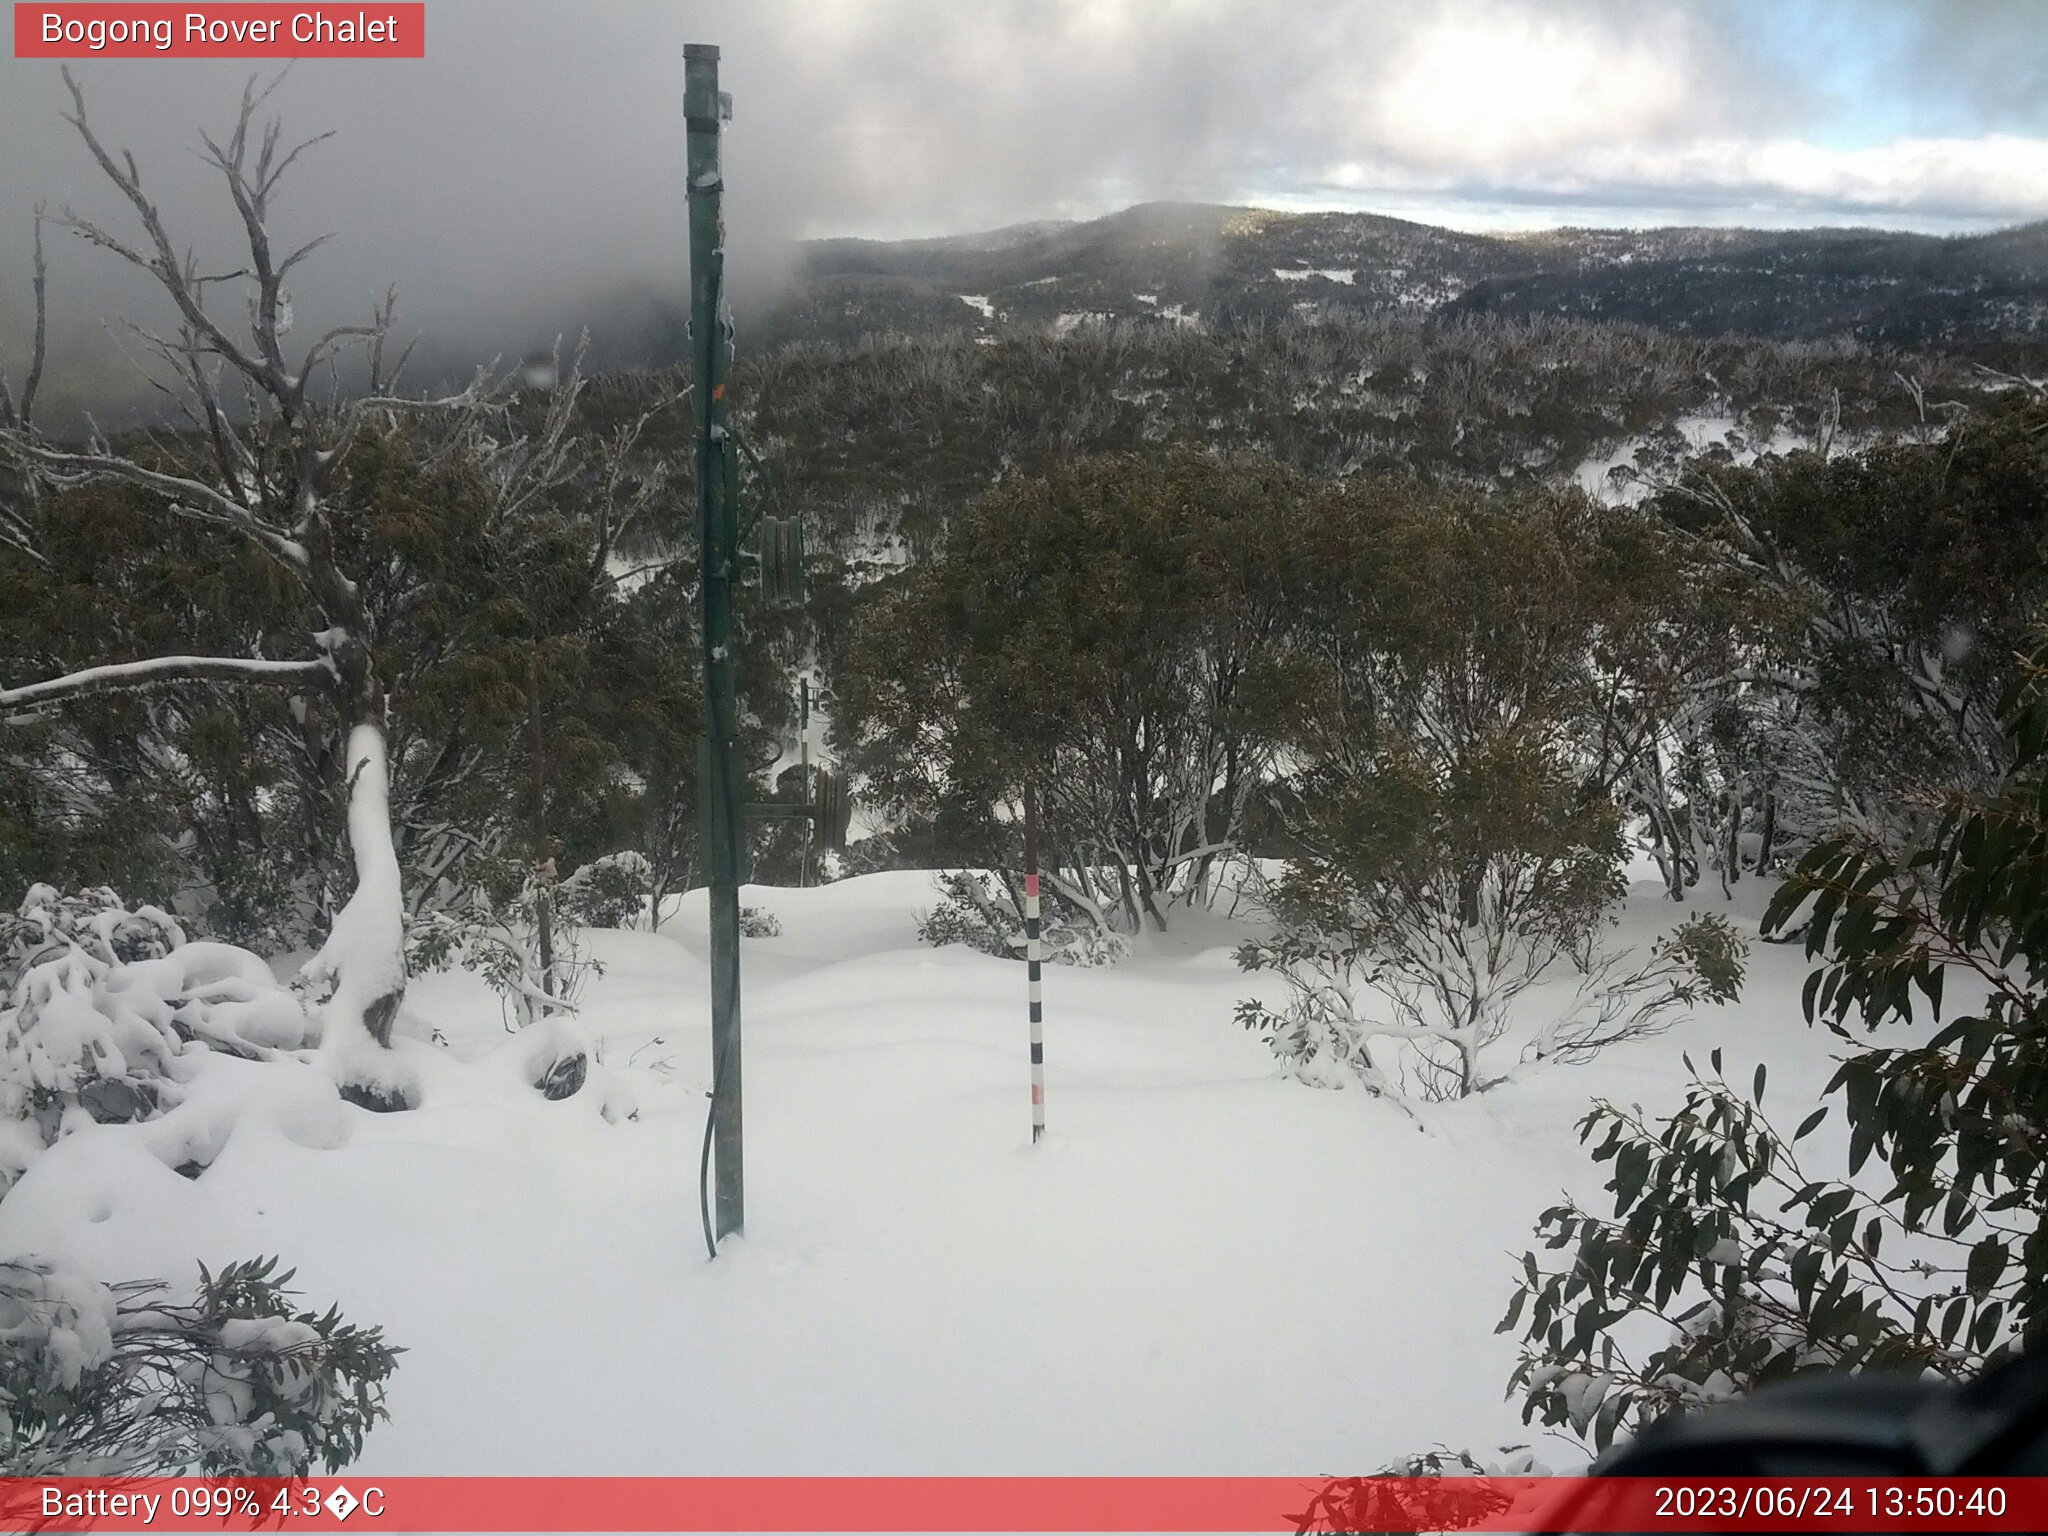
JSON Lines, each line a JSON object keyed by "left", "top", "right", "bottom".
{"left": 14, "top": 5, "right": 425, "bottom": 58}
{"left": 4, "top": 1476, "right": 2048, "bottom": 1532}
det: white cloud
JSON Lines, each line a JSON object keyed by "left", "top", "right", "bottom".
{"left": 1303, "top": 132, "right": 2048, "bottom": 224}
{"left": 1369, "top": 8, "right": 1701, "bottom": 168}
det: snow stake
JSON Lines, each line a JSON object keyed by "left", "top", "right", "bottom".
{"left": 1024, "top": 783, "right": 1046, "bottom": 1143}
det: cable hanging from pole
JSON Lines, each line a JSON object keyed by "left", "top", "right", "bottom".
{"left": 1025, "top": 783, "right": 1046, "bottom": 1143}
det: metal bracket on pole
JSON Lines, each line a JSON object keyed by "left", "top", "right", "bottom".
{"left": 743, "top": 767, "right": 849, "bottom": 851}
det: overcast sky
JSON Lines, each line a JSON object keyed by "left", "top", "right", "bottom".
{"left": 4, "top": 0, "right": 2046, "bottom": 411}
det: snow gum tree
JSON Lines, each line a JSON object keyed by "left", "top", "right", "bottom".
{"left": 0, "top": 74, "right": 489, "bottom": 1082}
{"left": 842, "top": 449, "right": 1323, "bottom": 941}
{"left": 1644, "top": 391, "right": 2048, "bottom": 880}
{"left": 1238, "top": 485, "right": 1745, "bottom": 1100}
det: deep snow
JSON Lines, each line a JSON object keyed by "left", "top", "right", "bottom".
{"left": 0, "top": 868, "right": 1858, "bottom": 1475}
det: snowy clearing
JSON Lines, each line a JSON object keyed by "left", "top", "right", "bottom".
{"left": 0, "top": 869, "right": 1851, "bottom": 1474}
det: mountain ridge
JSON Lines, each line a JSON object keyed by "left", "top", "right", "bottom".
{"left": 749, "top": 201, "right": 2048, "bottom": 352}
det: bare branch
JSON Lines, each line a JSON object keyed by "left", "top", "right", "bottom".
{"left": 262, "top": 131, "right": 335, "bottom": 201}
{"left": 1970, "top": 361, "right": 2047, "bottom": 399}
{"left": 57, "top": 68, "right": 276, "bottom": 398}
{"left": 3, "top": 654, "right": 334, "bottom": 716}
{"left": 19, "top": 207, "right": 48, "bottom": 427}
{"left": 366, "top": 287, "right": 404, "bottom": 394}
{"left": 299, "top": 322, "right": 382, "bottom": 387}
{"left": 0, "top": 433, "right": 306, "bottom": 569}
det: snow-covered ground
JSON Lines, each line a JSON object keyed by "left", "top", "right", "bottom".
{"left": 0, "top": 869, "right": 1849, "bottom": 1475}
{"left": 1571, "top": 413, "right": 1811, "bottom": 504}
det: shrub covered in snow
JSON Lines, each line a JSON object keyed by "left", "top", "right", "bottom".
{"left": 409, "top": 858, "right": 603, "bottom": 1030}
{"left": 0, "top": 1254, "right": 398, "bottom": 1475}
{"left": 918, "top": 871, "right": 1129, "bottom": 966}
{"left": 559, "top": 851, "right": 653, "bottom": 930}
{"left": 1, "top": 885, "right": 184, "bottom": 990}
{"left": 0, "top": 886, "right": 316, "bottom": 1190}
{"left": 0, "top": 891, "right": 402, "bottom": 1472}
{"left": 738, "top": 905, "right": 782, "bottom": 940}
{"left": 409, "top": 850, "right": 651, "bottom": 1031}
{"left": 1237, "top": 886, "right": 1743, "bottom": 1102}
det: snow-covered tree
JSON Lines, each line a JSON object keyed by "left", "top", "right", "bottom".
{"left": 1240, "top": 486, "right": 1745, "bottom": 1099}
{"left": 1643, "top": 391, "right": 2048, "bottom": 877}
{"left": 0, "top": 74, "right": 499, "bottom": 1086}
{"left": 844, "top": 449, "right": 1322, "bottom": 939}
{"left": 1501, "top": 621, "right": 2048, "bottom": 1453}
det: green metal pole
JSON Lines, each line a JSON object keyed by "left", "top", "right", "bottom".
{"left": 686, "top": 42, "right": 743, "bottom": 1242}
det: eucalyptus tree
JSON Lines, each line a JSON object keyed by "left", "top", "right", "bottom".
{"left": 0, "top": 73, "right": 494, "bottom": 1077}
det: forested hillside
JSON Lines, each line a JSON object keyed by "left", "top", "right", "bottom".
{"left": 735, "top": 203, "right": 2048, "bottom": 355}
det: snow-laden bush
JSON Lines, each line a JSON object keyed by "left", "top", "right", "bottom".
{"left": 1, "top": 880, "right": 636, "bottom": 1159}
{"left": 559, "top": 851, "right": 652, "bottom": 930}
{"left": 409, "top": 857, "right": 602, "bottom": 1030}
{"left": 0, "top": 887, "right": 316, "bottom": 1189}
{"left": 917, "top": 871, "right": 1129, "bottom": 966}
{"left": 0, "top": 1254, "right": 397, "bottom": 1475}
{"left": 409, "top": 850, "right": 648, "bottom": 1031}
{"left": 1236, "top": 874, "right": 1744, "bottom": 1102}
{"left": 739, "top": 906, "right": 782, "bottom": 940}
{"left": 1, "top": 885, "right": 183, "bottom": 989}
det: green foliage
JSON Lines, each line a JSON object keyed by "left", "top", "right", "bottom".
{"left": 1504, "top": 627, "right": 2048, "bottom": 1454}
{"left": 1288, "top": 1456, "right": 1521, "bottom": 1535}
{"left": 1648, "top": 391, "right": 2048, "bottom": 860}
{"left": 0, "top": 475, "right": 295, "bottom": 917}
{"left": 0, "top": 410, "right": 707, "bottom": 953}
{"left": 0, "top": 1254, "right": 399, "bottom": 1475}
{"left": 559, "top": 851, "right": 653, "bottom": 931}
{"left": 915, "top": 870, "right": 1130, "bottom": 966}
{"left": 843, "top": 448, "right": 1325, "bottom": 934}
{"left": 1242, "top": 485, "right": 1745, "bottom": 1098}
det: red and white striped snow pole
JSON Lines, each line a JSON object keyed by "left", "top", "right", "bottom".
{"left": 1023, "top": 783, "right": 1045, "bottom": 1143}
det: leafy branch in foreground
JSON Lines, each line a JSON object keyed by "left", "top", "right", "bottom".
{"left": 1501, "top": 629, "right": 2048, "bottom": 1455}
{"left": 0, "top": 1254, "right": 399, "bottom": 1475}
